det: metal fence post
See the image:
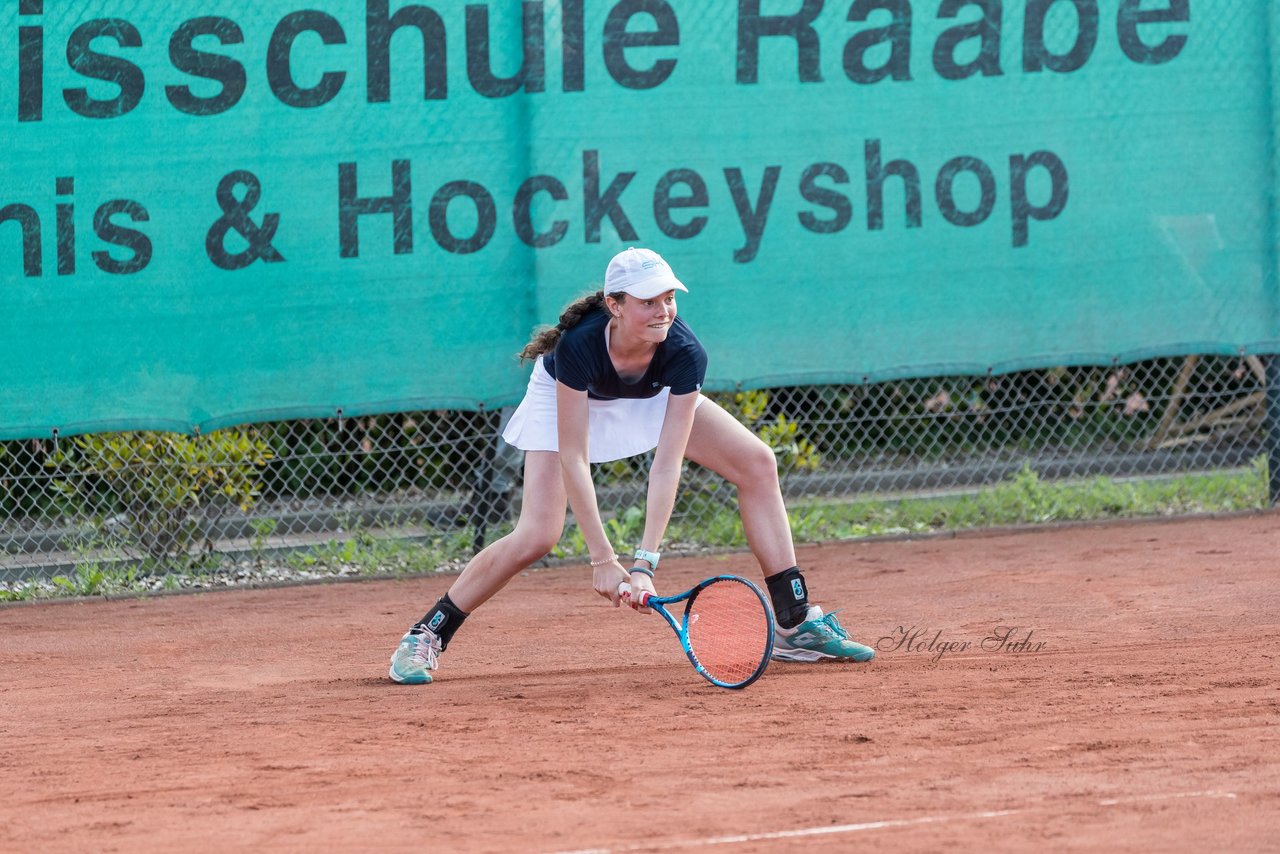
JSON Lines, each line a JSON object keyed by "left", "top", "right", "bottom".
{"left": 1269, "top": 354, "right": 1280, "bottom": 506}
{"left": 1267, "top": 0, "right": 1279, "bottom": 506}
{"left": 468, "top": 407, "right": 520, "bottom": 551}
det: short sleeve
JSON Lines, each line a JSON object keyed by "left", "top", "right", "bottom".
{"left": 663, "top": 340, "right": 708, "bottom": 395}
{"left": 550, "top": 328, "right": 593, "bottom": 392}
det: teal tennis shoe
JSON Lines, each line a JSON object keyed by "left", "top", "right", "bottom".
{"left": 389, "top": 630, "right": 441, "bottom": 684}
{"left": 773, "top": 606, "right": 875, "bottom": 662}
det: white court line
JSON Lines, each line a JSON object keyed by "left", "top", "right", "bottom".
{"left": 552, "top": 790, "right": 1239, "bottom": 854}
{"left": 1097, "top": 790, "right": 1238, "bottom": 806}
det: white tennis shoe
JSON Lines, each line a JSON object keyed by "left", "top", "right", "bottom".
{"left": 772, "top": 606, "right": 875, "bottom": 662}
{"left": 389, "top": 630, "right": 442, "bottom": 684}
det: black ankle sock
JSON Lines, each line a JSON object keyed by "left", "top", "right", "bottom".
{"left": 765, "top": 566, "right": 810, "bottom": 629}
{"left": 411, "top": 593, "right": 468, "bottom": 650}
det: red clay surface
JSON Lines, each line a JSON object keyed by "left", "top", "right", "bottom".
{"left": 2, "top": 513, "right": 1278, "bottom": 852}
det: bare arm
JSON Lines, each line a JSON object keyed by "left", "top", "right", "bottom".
{"left": 556, "top": 381, "right": 629, "bottom": 603}
{"left": 632, "top": 391, "right": 700, "bottom": 576}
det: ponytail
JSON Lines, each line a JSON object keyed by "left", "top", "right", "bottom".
{"left": 518, "top": 290, "right": 610, "bottom": 362}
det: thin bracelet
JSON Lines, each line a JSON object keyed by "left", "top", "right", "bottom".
{"left": 588, "top": 553, "right": 618, "bottom": 567}
{"left": 629, "top": 566, "right": 655, "bottom": 579}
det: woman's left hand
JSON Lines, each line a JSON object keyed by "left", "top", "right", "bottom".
{"left": 593, "top": 558, "right": 630, "bottom": 607}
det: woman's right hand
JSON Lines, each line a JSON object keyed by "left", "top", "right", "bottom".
{"left": 593, "top": 557, "right": 630, "bottom": 607}
{"left": 624, "top": 570, "right": 656, "bottom": 614}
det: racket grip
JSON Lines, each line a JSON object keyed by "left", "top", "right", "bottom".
{"left": 616, "top": 581, "right": 651, "bottom": 607}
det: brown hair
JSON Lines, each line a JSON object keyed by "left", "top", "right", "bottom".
{"left": 518, "top": 290, "right": 626, "bottom": 362}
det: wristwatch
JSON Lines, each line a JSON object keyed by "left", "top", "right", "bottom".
{"left": 633, "top": 548, "right": 661, "bottom": 572}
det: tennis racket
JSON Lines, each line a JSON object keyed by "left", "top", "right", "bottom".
{"left": 619, "top": 574, "right": 775, "bottom": 689}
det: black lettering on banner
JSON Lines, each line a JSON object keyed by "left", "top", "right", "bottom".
{"left": 338, "top": 160, "right": 413, "bottom": 258}
{"left": 0, "top": 204, "right": 42, "bottom": 277}
{"left": 933, "top": 0, "right": 1003, "bottom": 81}
{"left": 56, "top": 176, "right": 74, "bottom": 275}
{"left": 935, "top": 155, "right": 997, "bottom": 226}
{"left": 798, "top": 162, "right": 853, "bottom": 233}
{"left": 653, "top": 168, "right": 709, "bottom": 239}
{"left": 1117, "top": 0, "right": 1188, "bottom": 65}
{"left": 865, "top": 139, "right": 922, "bottom": 230}
{"left": 267, "top": 10, "right": 347, "bottom": 108}
{"left": 844, "top": 0, "right": 913, "bottom": 84}
{"left": 206, "top": 170, "right": 285, "bottom": 269}
{"left": 429, "top": 180, "right": 496, "bottom": 254}
{"left": 513, "top": 174, "right": 569, "bottom": 248}
{"left": 166, "top": 17, "right": 247, "bottom": 116}
{"left": 1023, "top": 0, "right": 1098, "bottom": 74}
{"left": 466, "top": 3, "right": 546, "bottom": 98}
{"left": 18, "top": 0, "right": 43, "bottom": 122}
{"left": 583, "top": 150, "right": 638, "bottom": 243}
{"left": 92, "top": 200, "right": 152, "bottom": 274}
{"left": 604, "top": 0, "right": 680, "bottom": 90}
{"left": 737, "top": 0, "right": 823, "bottom": 84}
{"left": 366, "top": 0, "right": 447, "bottom": 103}
{"left": 724, "top": 165, "right": 780, "bottom": 263}
{"left": 63, "top": 18, "right": 145, "bottom": 119}
{"left": 1010, "top": 150, "right": 1069, "bottom": 247}
{"left": 562, "top": 0, "right": 586, "bottom": 91}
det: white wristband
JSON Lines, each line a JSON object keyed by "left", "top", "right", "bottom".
{"left": 633, "top": 548, "right": 660, "bottom": 572}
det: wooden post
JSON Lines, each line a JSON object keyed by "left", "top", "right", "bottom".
{"left": 1148, "top": 355, "right": 1199, "bottom": 450}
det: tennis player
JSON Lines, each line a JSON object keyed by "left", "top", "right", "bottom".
{"left": 390, "top": 248, "right": 875, "bottom": 684}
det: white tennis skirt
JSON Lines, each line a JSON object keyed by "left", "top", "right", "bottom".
{"left": 501, "top": 357, "right": 706, "bottom": 463}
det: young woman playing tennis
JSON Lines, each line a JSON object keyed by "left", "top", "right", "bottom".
{"left": 390, "top": 248, "right": 875, "bottom": 684}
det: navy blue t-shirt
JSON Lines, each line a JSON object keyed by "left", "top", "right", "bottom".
{"left": 543, "top": 311, "right": 707, "bottom": 400}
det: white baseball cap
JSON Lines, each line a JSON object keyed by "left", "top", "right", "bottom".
{"left": 604, "top": 247, "right": 688, "bottom": 299}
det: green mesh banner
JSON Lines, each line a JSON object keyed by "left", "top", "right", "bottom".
{"left": 1, "top": 0, "right": 1277, "bottom": 438}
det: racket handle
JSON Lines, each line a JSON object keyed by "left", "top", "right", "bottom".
{"left": 616, "top": 581, "right": 651, "bottom": 607}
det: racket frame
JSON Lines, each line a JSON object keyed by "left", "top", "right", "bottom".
{"left": 622, "top": 574, "right": 775, "bottom": 689}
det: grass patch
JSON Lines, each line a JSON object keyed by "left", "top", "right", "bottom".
{"left": 785, "top": 460, "right": 1268, "bottom": 540}
{"left": 559, "top": 460, "right": 1269, "bottom": 553}
{"left": 2, "top": 460, "right": 1268, "bottom": 601}
{"left": 282, "top": 528, "right": 477, "bottom": 577}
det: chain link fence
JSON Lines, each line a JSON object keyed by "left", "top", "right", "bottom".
{"left": 1, "top": 354, "right": 1273, "bottom": 592}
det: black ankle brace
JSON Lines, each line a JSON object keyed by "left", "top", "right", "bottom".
{"left": 412, "top": 593, "right": 468, "bottom": 650}
{"left": 765, "top": 566, "right": 810, "bottom": 629}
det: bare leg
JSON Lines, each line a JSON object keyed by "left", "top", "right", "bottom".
{"left": 447, "top": 450, "right": 566, "bottom": 613}
{"left": 682, "top": 399, "right": 797, "bottom": 576}
{"left": 683, "top": 400, "right": 876, "bottom": 661}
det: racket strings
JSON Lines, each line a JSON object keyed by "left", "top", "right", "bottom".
{"left": 686, "top": 580, "right": 771, "bottom": 686}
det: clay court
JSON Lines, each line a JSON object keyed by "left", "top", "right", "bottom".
{"left": 2, "top": 512, "right": 1277, "bottom": 852}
